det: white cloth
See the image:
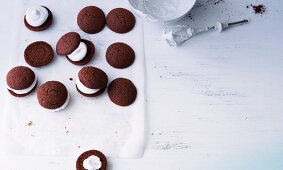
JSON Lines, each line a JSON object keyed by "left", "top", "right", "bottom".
{"left": 0, "top": 0, "right": 145, "bottom": 158}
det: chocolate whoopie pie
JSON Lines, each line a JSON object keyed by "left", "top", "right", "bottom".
{"left": 24, "top": 41, "right": 54, "bottom": 67}
{"left": 106, "top": 42, "right": 135, "bottom": 69}
{"left": 76, "top": 66, "right": 108, "bottom": 97}
{"left": 37, "top": 81, "right": 69, "bottom": 111}
{"left": 56, "top": 32, "right": 95, "bottom": 65}
{"left": 77, "top": 6, "right": 106, "bottom": 34}
{"left": 108, "top": 78, "right": 137, "bottom": 106}
{"left": 76, "top": 150, "right": 107, "bottom": 170}
{"left": 24, "top": 6, "right": 53, "bottom": 31}
{"left": 6, "top": 66, "right": 37, "bottom": 97}
{"left": 106, "top": 8, "right": 136, "bottom": 33}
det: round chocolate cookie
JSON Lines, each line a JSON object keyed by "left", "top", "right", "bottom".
{"left": 24, "top": 6, "right": 53, "bottom": 32}
{"left": 77, "top": 6, "right": 106, "bottom": 34}
{"left": 108, "top": 78, "right": 137, "bottom": 106}
{"left": 56, "top": 32, "right": 81, "bottom": 55}
{"left": 76, "top": 150, "right": 107, "bottom": 170}
{"left": 76, "top": 66, "right": 108, "bottom": 97}
{"left": 24, "top": 41, "right": 54, "bottom": 67}
{"left": 37, "top": 81, "right": 68, "bottom": 110}
{"left": 6, "top": 66, "right": 37, "bottom": 97}
{"left": 106, "top": 42, "right": 135, "bottom": 69}
{"left": 106, "top": 8, "right": 136, "bottom": 33}
{"left": 66, "top": 39, "right": 95, "bottom": 66}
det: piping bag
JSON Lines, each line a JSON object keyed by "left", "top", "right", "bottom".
{"left": 162, "top": 19, "right": 249, "bottom": 46}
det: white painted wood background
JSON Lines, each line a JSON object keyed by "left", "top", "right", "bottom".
{"left": 1, "top": 0, "right": 283, "bottom": 169}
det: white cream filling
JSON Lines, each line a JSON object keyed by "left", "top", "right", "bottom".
{"left": 25, "top": 6, "right": 49, "bottom": 27}
{"left": 6, "top": 76, "right": 37, "bottom": 95}
{"left": 67, "top": 42, "right": 87, "bottom": 61}
{"left": 76, "top": 77, "right": 100, "bottom": 94}
{"left": 47, "top": 92, "right": 70, "bottom": 112}
{"left": 83, "top": 155, "right": 102, "bottom": 170}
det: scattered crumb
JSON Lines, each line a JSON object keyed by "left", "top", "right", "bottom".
{"left": 27, "top": 121, "right": 33, "bottom": 126}
{"left": 114, "top": 131, "right": 118, "bottom": 134}
{"left": 253, "top": 4, "right": 266, "bottom": 14}
{"left": 69, "top": 78, "right": 73, "bottom": 81}
{"left": 195, "top": 0, "right": 224, "bottom": 8}
{"left": 248, "top": 4, "right": 266, "bottom": 15}
{"left": 151, "top": 133, "right": 154, "bottom": 135}
{"left": 187, "top": 14, "right": 193, "bottom": 20}
{"left": 65, "top": 126, "right": 70, "bottom": 134}
{"left": 30, "top": 134, "right": 35, "bottom": 138}
{"left": 78, "top": 146, "right": 81, "bottom": 149}
{"left": 213, "top": 0, "right": 224, "bottom": 5}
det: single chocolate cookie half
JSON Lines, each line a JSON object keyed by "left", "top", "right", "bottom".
{"left": 106, "top": 42, "right": 135, "bottom": 69}
{"left": 56, "top": 32, "right": 95, "bottom": 65}
{"left": 24, "top": 6, "right": 53, "bottom": 31}
{"left": 76, "top": 66, "right": 108, "bottom": 97}
{"left": 106, "top": 8, "right": 136, "bottom": 33}
{"left": 6, "top": 66, "right": 37, "bottom": 97}
{"left": 76, "top": 150, "right": 107, "bottom": 170}
{"left": 108, "top": 78, "right": 137, "bottom": 106}
{"left": 77, "top": 6, "right": 106, "bottom": 34}
{"left": 37, "top": 81, "right": 69, "bottom": 111}
{"left": 56, "top": 32, "right": 81, "bottom": 55}
{"left": 24, "top": 41, "right": 54, "bottom": 67}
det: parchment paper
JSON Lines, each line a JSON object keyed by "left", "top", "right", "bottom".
{"left": 0, "top": 0, "right": 145, "bottom": 158}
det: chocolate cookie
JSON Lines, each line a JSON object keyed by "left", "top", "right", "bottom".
{"left": 6, "top": 66, "right": 37, "bottom": 97}
{"left": 108, "top": 78, "right": 137, "bottom": 106}
{"left": 76, "top": 150, "right": 107, "bottom": 170}
{"left": 24, "top": 41, "right": 54, "bottom": 67}
{"left": 66, "top": 39, "right": 95, "bottom": 66}
{"left": 77, "top": 6, "right": 106, "bottom": 34}
{"left": 24, "top": 6, "right": 53, "bottom": 32}
{"left": 56, "top": 32, "right": 81, "bottom": 55}
{"left": 37, "top": 81, "right": 69, "bottom": 111}
{"left": 106, "top": 8, "right": 136, "bottom": 33}
{"left": 106, "top": 42, "right": 135, "bottom": 69}
{"left": 76, "top": 66, "right": 108, "bottom": 97}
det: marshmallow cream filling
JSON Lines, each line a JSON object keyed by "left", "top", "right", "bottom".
{"left": 48, "top": 92, "right": 70, "bottom": 112}
{"left": 7, "top": 76, "right": 37, "bottom": 95}
{"left": 67, "top": 42, "right": 88, "bottom": 62}
{"left": 83, "top": 155, "right": 102, "bottom": 170}
{"left": 25, "top": 6, "right": 49, "bottom": 27}
{"left": 76, "top": 77, "right": 100, "bottom": 94}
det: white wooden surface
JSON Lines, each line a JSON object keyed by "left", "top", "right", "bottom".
{"left": 1, "top": 0, "right": 283, "bottom": 169}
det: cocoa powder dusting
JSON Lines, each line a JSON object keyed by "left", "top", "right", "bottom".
{"left": 248, "top": 4, "right": 266, "bottom": 14}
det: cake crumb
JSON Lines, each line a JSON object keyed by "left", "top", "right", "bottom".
{"left": 78, "top": 145, "right": 81, "bottom": 149}
{"left": 27, "top": 121, "right": 33, "bottom": 126}
{"left": 69, "top": 78, "right": 73, "bottom": 81}
{"left": 249, "top": 4, "right": 266, "bottom": 14}
{"left": 65, "top": 126, "right": 70, "bottom": 134}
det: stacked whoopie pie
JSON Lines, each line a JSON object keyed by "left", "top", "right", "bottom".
{"left": 6, "top": 4, "right": 140, "bottom": 169}
{"left": 56, "top": 32, "right": 95, "bottom": 65}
